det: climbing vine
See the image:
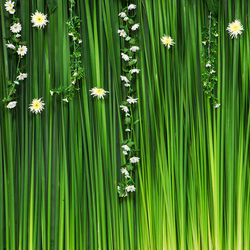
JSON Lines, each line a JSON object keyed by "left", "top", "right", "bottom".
{"left": 3, "top": 1, "right": 28, "bottom": 109}
{"left": 117, "top": 3, "right": 140, "bottom": 198}
{"left": 51, "top": 0, "right": 84, "bottom": 101}
{"left": 201, "top": 12, "right": 220, "bottom": 108}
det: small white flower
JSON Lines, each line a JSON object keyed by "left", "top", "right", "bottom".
{"left": 117, "top": 186, "right": 120, "bottom": 191}
{"left": 17, "top": 73, "right": 28, "bottom": 80}
{"left": 90, "top": 87, "right": 109, "bottom": 99}
{"left": 124, "top": 83, "right": 130, "bottom": 88}
{"left": 16, "top": 34, "right": 21, "bottom": 38}
{"left": 17, "top": 45, "right": 27, "bottom": 56}
{"left": 202, "top": 41, "right": 206, "bottom": 45}
{"left": 128, "top": 4, "right": 136, "bottom": 10}
{"left": 7, "top": 101, "right": 17, "bottom": 109}
{"left": 131, "top": 23, "right": 139, "bottom": 31}
{"left": 125, "top": 36, "right": 131, "bottom": 41}
{"left": 14, "top": 81, "right": 19, "bottom": 85}
{"left": 126, "top": 185, "right": 136, "bottom": 192}
{"left": 130, "top": 156, "right": 140, "bottom": 163}
{"left": 127, "top": 96, "right": 138, "bottom": 104}
{"left": 6, "top": 42, "right": 15, "bottom": 50}
{"left": 125, "top": 128, "right": 131, "bottom": 132}
{"left": 72, "top": 81, "right": 75, "bottom": 85}
{"left": 121, "top": 168, "right": 130, "bottom": 178}
{"left": 205, "top": 62, "right": 211, "bottom": 68}
{"left": 227, "top": 20, "right": 243, "bottom": 38}
{"left": 73, "top": 36, "right": 77, "bottom": 41}
{"left": 130, "top": 69, "right": 140, "bottom": 74}
{"left": 124, "top": 17, "right": 129, "bottom": 22}
{"left": 214, "top": 33, "right": 219, "bottom": 37}
{"left": 120, "top": 105, "right": 129, "bottom": 113}
{"left": 118, "top": 12, "right": 127, "bottom": 18}
{"left": 130, "top": 46, "right": 140, "bottom": 52}
{"left": 161, "top": 35, "right": 175, "bottom": 49}
{"left": 68, "top": 33, "right": 73, "bottom": 36}
{"left": 4, "top": 1, "right": 14, "bottom": 12}
{"left": 123, "top": 151, "right": 128, "bottom": 155}
{"left": 73, "top": 72, "right": 78, "bottom": 77}
{"left": 125, "top": 112, "right": 130, "bottom": 116}
{"left": 62, "top": 98, "right": 69, "bottom": 103}
{"left": 78, "top": 40, "right": 82, "bottom": 44}
{"left": 118, "top": 29, "right": 127, "bottom": 38}
{"left": 9, "top": 8, "right": 15, "bottom": 14}
{"left": 31, "top": 11, "right": 49, "bottom": 29}
{"left": 50, "top": 90, "right": 54, "bottom": 96}
{"left": 120, "top": 75, "right": 130, "bottom": 83}
{"left": 121, "top": 52, "right": 131, "bottom": 61}
{"left": 29, "top": 98, "right": 45, "bottom": 114}
{"left": 10, "top": 23, "right": 22, "bottom": 33}
{"left": 214, "top": 103, "right": 221, "bottom": 109}
{"left": 121, "top": 145, "right": 130, "bottom": 151}
{"left": 210, "top": 70, "right": 216, "bottom": 74}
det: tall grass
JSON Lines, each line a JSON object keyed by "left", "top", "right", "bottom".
{"left": 0, "top": 0, "right": 249, "bottom": 249}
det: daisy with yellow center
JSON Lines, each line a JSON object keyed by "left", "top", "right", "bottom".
{"left": 10, "top": 23, "right": 22, "bottom": 33}
{"left": 227, "top": 20, "right": 243, "bottom": 39}
{"left": 17, "top": 45, "right": 27, "bottom": 56}
{"left": 29, "top": 98, "right": 45, "bottom": 114}
{"left": 31, "top": 11, "right": 49, "bottom": 29}
{"left": 4, "top": 1, "right": 14, "bottom": 12}
{"left": 90, "top": 87, "right": 109, "bottom": 99}
{"left": 161, "top": 35, "right": 175, "bottom": 49}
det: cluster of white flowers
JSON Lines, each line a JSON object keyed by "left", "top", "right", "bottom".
{"left": 117, "top": 3, "right": 140, "bottom": 198}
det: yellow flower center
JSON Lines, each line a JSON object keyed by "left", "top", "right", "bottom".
{"left": 20, "top": 49, "right": 23, "bottom": 52}
{"left": 164, "top": 37, "right": 172, "bottom": 44}
{"left": 33, "top": 102, "right": 41, "bottom": 109}
{"left": 9, "top": 4, "right": 12, "bottom": 7}
{"left": 96, "top": 89, "right": 104, "bottom": 95}
{"left": 35, "top": 16, "right": 44, "bottom": 23}
{"left": 232, "top": 24, "right": 240, "bottom": 31}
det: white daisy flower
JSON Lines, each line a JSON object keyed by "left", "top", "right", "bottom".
{"left": 50, "top": 90, "right": 54, "bottom": 96}
{"left": 4, "top": 1, "right": 14, "bottom": 12}
{"left": 131, "top": 23, "right": 139, "bottom": 31}
{"left": 17, "top": 45, "right": 27, "bottom": 56}
{"left": 124, "top": 17, "right": 129, "bottom": 21}
{"left": 130, "top": 69, "right": 140, "bottom": 74}
{"left": 128, "top": 4, "right": 136, "bottom": 10}
{"left": 62, "top": 98, "right": 69, "bottom": 103}
{"left": 31, "top": 11, "right": 49, "bottom": 29}
{"left": 127, "top": 96, "right": 138, "bottom": 104}
{"left": 118, "top": 12, "right": 127, "bottom": 18}
{"left": 120, "top": 105, "right": 129, "bottom": 113}
{"left": 10, "top": 23, "right": 22, "bottom": 33}
{"left": 210, "top": 70, "right": 216, "bottom": 74}
{"left": 202, "top": 41, "right": 206, "bottom": 45}
{"left": 227, "top": 20, "right": 243, "bottom": 38}
{"left": 7, "top": 101, "right": 17, "bottom": 109}
{"left": 121, "top": 52, "right": 131, "bottom": 61}
{"left": 214, "top": 103, "right": 221, "bottom": 109}
{"left": 9, "top": 8, "right": 15, "bottom": 14}
{"left": 130, "top": 46, "right": 140, "bottom": 52}
{"left": 90, "top": 87, "right": 109, "bottom": 99}
{"left": 122, "top": 145, "right": 130, "bottom": 151}
{"left": 120, "top": 75, "right": 130, "bottom": 83}
{"left": 6, "top": 42, "right": 15, "bottom": 50}
{"left": 125, "top": 36, "right": 131, "bottom": 41}
{"left": 29, "top": 98, "right": 45, "bottom": 114}
{"left": 118, "top": 29, "right": 127, "bottom": 38}
{"left": 161, "top": 35, "right": 175, "bottom": 49}
{"left": 126, "top": 185, "right": 136, "bottom": 192}
{"left": 17, "top": 72, "right": 28, "bottom": 80}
